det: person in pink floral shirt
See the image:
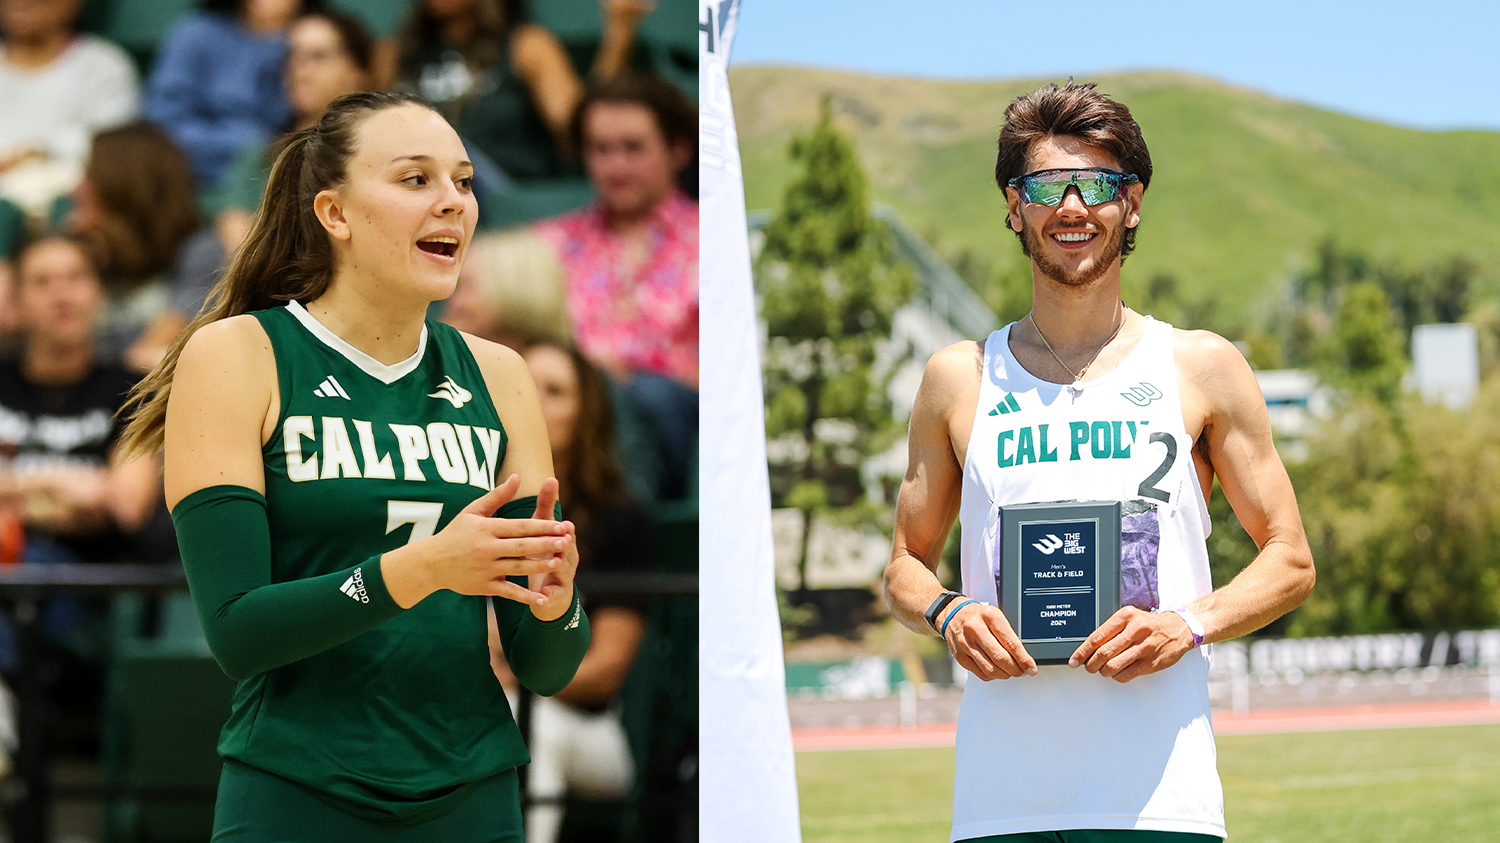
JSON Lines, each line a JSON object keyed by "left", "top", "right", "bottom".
{"left": 534, "top": 72, "right": 697, "bottom": 497}
{"left": 534, "top": 72, "right": 697, "bottom": 387}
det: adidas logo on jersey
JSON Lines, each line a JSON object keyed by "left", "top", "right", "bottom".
{"left": 564, "top": 600, "right": 582, "bottom": 630}
{"left": 340, "top": 567, "right": 370, "bottom": 603}
{"left": 988, "top": 394, "right": 1022, "bottom": 416}
{"left": 313, "top": 376, "right": 351, "bottom": 400}
{"left": 428, "top": 375, "right": 473, "bottom": 408}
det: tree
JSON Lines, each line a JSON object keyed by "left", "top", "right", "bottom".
{"left": 756, "top": 96, "right": 917, "bottom": 594}
{"left": 1287, "top": 387, "right": 1500, "bottom": 634}
{"left": 1315, "top": 281, "right": 1406, "bottom": 407}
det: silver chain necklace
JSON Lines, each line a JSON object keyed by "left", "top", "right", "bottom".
{"left": 1031, "top": 303, "right": 1128, "bottom": 397}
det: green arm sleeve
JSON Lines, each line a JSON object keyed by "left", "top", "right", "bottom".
{"left": 494, "top": 590, "right": 590, "bottom": 697}
{"left": 171, "top": 485, "right": 405, "bottom": 681}
{"left": 491, "top": 495, "right": 589, "bottom": 696}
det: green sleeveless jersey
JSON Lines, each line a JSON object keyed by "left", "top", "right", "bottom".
{"left": 224, "top": 302, "right": 524, "bottom": 823}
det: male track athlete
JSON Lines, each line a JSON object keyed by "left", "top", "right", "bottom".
{"left": 884, "top": 81, "right": 1315, "bottom": 842}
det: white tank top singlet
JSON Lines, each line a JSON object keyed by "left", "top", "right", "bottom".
{"left": 949, "top": 317, "right": 1225, "bottom": 841}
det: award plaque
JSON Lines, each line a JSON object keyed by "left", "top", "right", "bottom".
{"left": 996, "top": 501, "right": 1122, "bottom": 664}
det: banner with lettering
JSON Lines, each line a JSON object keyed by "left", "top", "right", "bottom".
{"left": 699, "top": 0, "right": 803, "bottom": 839}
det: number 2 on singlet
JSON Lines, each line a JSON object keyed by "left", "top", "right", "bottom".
{"left": 1137, "top": 432, "right": 1177, "bottom": 503}
{"left": 386, "top": 501, "right": 443, "bottom": 544}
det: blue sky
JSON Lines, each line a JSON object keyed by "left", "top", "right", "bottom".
{"left": 728, "top": 1, "right": 1500, "bottom": 132}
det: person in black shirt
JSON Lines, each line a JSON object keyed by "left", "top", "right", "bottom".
{"left": 0, "top": 234, "right": 160, "bottom": 558}
{"left": 0, "top": 233, "right": 162, "bottom": 747}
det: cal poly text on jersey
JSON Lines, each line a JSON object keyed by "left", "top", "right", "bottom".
{"left": 282, "top": 415, "right": 503, "bottom": 490}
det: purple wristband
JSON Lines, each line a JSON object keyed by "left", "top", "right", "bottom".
{"left": 1169, "top": 607, "right": 1205, "bottom": 648}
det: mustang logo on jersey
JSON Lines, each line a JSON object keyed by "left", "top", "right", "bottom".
{"left": 281, "top": 415, "right": 503, "bottom": 490}
{"left": 428, "top": 376, "right": 473, "bottom": 408}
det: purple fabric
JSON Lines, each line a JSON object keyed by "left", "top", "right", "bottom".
{"left": 1120, "top": 509, "right": 1161, "bottom": 610}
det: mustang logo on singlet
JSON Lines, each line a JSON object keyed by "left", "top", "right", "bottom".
{"left": 427, "top": 375, "right": 473, "bottom": 408}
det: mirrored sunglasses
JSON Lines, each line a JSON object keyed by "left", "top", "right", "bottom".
{"left": 1007, "top": 168, "right": 1139, "bottom": 206}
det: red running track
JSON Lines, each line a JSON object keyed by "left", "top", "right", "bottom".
{"left": 791, "top": 699, "right": 1500, "bottom": 752}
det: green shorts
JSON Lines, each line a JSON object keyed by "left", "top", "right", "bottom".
{"left": 210, "top": 760, "right": 524, "bottom": 842}
{"left": 965, "top": 831, "right": 1222, "bottom": 843}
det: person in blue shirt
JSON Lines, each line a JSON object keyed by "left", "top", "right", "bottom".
{"left": 144, "top": 0, "right": 303, "bottom": 191}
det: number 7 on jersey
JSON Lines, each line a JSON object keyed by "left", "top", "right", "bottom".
{"left": 387, "top": 500, "right": 444, "bottom": 543}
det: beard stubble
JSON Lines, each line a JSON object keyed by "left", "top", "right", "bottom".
{"left": 1021, "top": 218, "right": 1127, "bottom": 289}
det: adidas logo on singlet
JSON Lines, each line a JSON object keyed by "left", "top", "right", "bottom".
{"left": 564, "top": 600, "right": 582, "bottom": 630}
{"left": 988, "top": 394, "right": 1022, "bottom": 416}
{"left": 428, "top": 375, "right": 473, "bottom": 408}
{"left": 313, "top": 375, "right": 351, "bottom": 399}
{"left": 340, "top": 568, "right": 370, "bottom": 603}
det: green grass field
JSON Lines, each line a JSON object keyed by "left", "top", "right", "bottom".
{"left": 796, "top": 724, "right": 1500, "bottom": 842}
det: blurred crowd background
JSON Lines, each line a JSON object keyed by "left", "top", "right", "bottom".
{"left": 0, "top": 0, "right": 699, "bottom": 841}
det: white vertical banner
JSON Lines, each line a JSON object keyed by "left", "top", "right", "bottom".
{"left": 699, "top": 1, "right": 803, "bottom": 840}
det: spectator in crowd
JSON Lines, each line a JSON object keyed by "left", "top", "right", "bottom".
{"left": 0, "top": 0, "right": 140, "bottom": 217}
{"left": 69, "top": 123, "right": 223, "bottom": 372}
{"left": 211, "top": 9, "right": 375, "bottom": 254}
{"left": 442, "top": 230, "right": 666, "bottom": 501}
{"left": 534, "top": 72, "right": 697, "bottom": 497}
{"left": 0, "top": 233, "right": 162, "bottom": 752}
{"left": 0, "top": 234, "right": 160, "bottom": 566}
{"left": 489, "top": 340, "right": 652, "bottom": 843}
{"left": 144, "top": 0, "right": 303, "bottom": 192}
{"left": 442, "top": 227, "right": 571, "bottom": 351}
{"left": 388, "top": 0, "right": 652, "bottom": 182}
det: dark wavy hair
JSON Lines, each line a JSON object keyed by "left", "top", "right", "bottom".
{"left": 994, "top": 80, "right": 1153, "bottom": 260}
{"left": 120, "top": 91, "right": 439, "bottom": 456}
{"left": 394, "top": 0, "right": 523, "bottom": 83}
{"left": 526, "top": 340, "right": 629, "bottom": 539}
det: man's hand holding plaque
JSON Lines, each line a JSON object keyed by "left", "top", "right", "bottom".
{"left": 1068, "top": 605, "right": 1198, "bottom": 683}
{"left": 942, "top": 601, "right": 1038, "bottom": 680}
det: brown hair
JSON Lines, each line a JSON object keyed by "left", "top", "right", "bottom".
{"left": 994, "top": 80, "right": 1153, "bottom": 259}
{"left": 76, "top": 123, "right": 200, "bottom": 288}
{"left": 395, "top": 0, "right": 519, "bottom": 86}
{"left": 118, "top": 91, "right": 440, "bottom": 457}
{"left": 570, "top": 72, "right": 698, "bottom": 158}
{"left": 11, "top": 230, "right": 101, "bottom": 279}
{"left": 300, "top": 9, "right": 376, "bottom": 74}
{"left": 528, "top": 340, "right": 628, "bottom": 538}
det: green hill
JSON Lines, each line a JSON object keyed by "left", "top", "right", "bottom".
{"left": 730, "top": 67, "right": 1500, "bottom": 334}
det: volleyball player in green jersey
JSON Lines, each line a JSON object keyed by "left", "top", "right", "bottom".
{"left": 120, "top": 92, "right": 590, "bottom": 841}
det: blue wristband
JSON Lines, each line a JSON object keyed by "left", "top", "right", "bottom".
{"left": 940, "top": 598, "right": 980, "bottom": 638}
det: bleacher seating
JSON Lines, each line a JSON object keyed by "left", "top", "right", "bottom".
{"left": 85, "top": 0, "right": 196, "bottom": 78}
{"left": 101, "top": 593, "right": 232, "bottom": 843}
